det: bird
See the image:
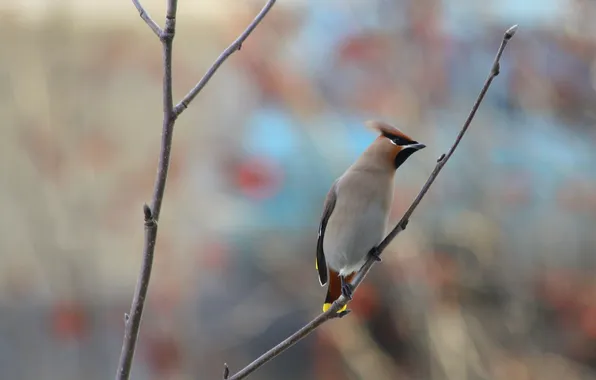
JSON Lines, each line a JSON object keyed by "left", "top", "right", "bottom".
{"left": 316, "top": 120, "right": 425, "bottom": 314}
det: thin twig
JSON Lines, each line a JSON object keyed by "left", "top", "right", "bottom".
{"left": 225, "top": 24, "right": 519, "bottom": 380}
{"left": 151, "top": 0, "right": 177, "bottom": 221}
{"left": 132, "top": 0, "right": 163, "bottom": 37}
{"left": 115, "top": 1, "right": 276, "bottom": 379}
{"left": 115, "top": 204, "right": 159, "bottom": 380}
{"left": 173, "top": 0, "right": 277, "bottom": 116}
{"left": 115, "top": 0, "right": 178, "bottom": 378}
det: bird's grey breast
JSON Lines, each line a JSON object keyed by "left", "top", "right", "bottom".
{"left": 322, "top": 171, "right": 392, "bottom": 274}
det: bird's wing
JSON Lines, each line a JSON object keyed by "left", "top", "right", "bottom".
{"left": 316, "top": 179, "right": 338, "bottom": 286}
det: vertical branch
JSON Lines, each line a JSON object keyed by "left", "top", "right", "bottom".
{"left": 115, "top": 1, "right": 179, "bottom": 379}
{"left": 115, "top": 1, "right": 276, "bottom": 379}
{"left": 114, "top": 205, "right": 158, "bottom": 380}
{"left": 151, "top": 0, "right": 177, "bottom": 221}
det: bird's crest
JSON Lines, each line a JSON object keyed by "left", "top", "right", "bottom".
{"left": 365, "top": 120, "right": 414, "bottom": 143}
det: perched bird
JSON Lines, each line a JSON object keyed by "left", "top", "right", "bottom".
{"left": 316, "top": 120, "right": 425, "bottom": 313}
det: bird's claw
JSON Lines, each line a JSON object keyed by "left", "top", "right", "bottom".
{"left": 341, "top": 279, "right": 354, "bottom": 300}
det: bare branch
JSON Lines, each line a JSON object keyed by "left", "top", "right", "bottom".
{"left": 228, "top": 307, "right": 343, "bottom": 380}
{"left": 132, "top": 0, "right": 163, "bottom": 37}
{"left": 115, "top": 1, "right": 276, "bottom": 379}
{"left": 224, "top": 24, "right": 519, "bottom": 380}
{"left": 116, "top": 203, "right": 159, "bottom": 380}
{"left": 151, "top": 0, "right": 178, "bottom": 220}
{"left": 173, "top": 0, "right": 277, "bottom": 116}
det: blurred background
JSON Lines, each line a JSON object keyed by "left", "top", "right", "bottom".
{"left": 1, "top": 0, "right": 596, "bottom": 379}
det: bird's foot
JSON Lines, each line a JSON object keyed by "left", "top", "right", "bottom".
{"left": 368, "top": 246, "right": 382, "bottom": 262}
{"left": 341, "top": 277, "right": 354, "bottom": 300}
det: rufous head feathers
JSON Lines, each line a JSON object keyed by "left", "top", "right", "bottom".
{"left": 359, "top": 120, "right": 426, "bottom": 171}
{"left": 365, "top": 120, "right": 416, "bottom": 144}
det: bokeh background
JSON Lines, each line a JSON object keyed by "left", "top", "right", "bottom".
{"left": 1, "top": 0, "right": 596, "bottom": 379}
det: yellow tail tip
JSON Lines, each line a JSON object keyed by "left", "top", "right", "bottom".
{"left": 323, "top": 303, "right": 347, "bottom": 313}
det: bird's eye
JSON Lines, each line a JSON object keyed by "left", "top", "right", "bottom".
{"left": 392, "top": 137, "right": 413, "bottom": 146}
{"left": 382, "top": 131, "right": 415, "bottom": 146}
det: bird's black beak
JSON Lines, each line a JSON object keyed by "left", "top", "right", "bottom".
{"left": 402, "top": 142, "right": 426, "bottom": 151}
{"left": 394, "top": 141, "right": 426, "bottom": 169}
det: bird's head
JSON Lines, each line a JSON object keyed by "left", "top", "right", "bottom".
{"left": 365, "top": 120, "right": 426, "bottom": 170}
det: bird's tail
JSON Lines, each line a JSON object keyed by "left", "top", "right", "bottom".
{"left": 323, "top": 270, "right": 354, "bottom": 313}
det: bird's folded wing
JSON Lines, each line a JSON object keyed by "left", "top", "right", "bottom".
{"left": 316, "top": 179, "right": 338, "bottom": 286}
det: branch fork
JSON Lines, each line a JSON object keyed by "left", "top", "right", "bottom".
{"left": 115, "top": 1, "right": 277, "bottom": 380}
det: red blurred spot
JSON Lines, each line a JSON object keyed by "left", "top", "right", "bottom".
{"left": 19, "top": 127, "right": 63, "bottom": 181}
{"left": 78, "top": 131, "right": 117, "bottom": 170}
{"left": 235, "top": 157, "right": 283, "bottom": 200}
{"left": 338, "top": 34, "right": 387, "bottom": 64}
{"left": 145, "top": 335, "right": 182, "bottom": 374}
{"left": 51, "top": 301, "right": 88, "bottom": 341}
{"left": 542, "top": 270, "right": 577, "bottom": 311}
{"left": 350, "top": 283, "right": 379, "bottom": 320}
{"left": 198, "top": 240, "right": 230, "bottom": 271}
{"left": 581, "top": 306, "right": 596, "bottom": 339}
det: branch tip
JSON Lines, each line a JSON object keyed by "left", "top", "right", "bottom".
{"left": 505, "top": 24, "right": 518, "bottom": 39}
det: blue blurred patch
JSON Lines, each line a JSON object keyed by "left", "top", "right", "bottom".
{"left": 243, "top": 105, "right": 299, "bottom": 160}
{"left": 241, "top": 105, "right": 323, "bottom": 229}
{"left": 491, "top": 115, "right": 593, "bottom": 203}
{"left": 343, "top": 114, "right": 376, "bottom": 158}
